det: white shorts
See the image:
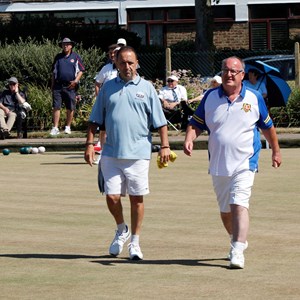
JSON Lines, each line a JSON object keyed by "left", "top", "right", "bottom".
{"left": 212, "top": 170, "right": 255, "bottom": 213}
{"left": 100, "top": 156, "right": 150, "bottom": 196}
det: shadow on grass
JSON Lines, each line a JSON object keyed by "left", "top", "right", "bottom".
{"left": 91, "top": 257, "right": 229, "bottom": 269}
{"left": 40, "top": 162, "right": 86, "bottom": 165}
{"left": 0, "top": 253, "right": 229, "bottom": 268}
{"left": 0, "top": 253, "right": 104, "bottom": 259}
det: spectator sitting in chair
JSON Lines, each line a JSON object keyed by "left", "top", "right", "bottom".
{"left": 0, "top": 77, "right": 31, "bottom": 139}
{"left": 158, "top": 75, "right": 193, "bottom": 130}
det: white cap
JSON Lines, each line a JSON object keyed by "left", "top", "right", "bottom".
{"left": 117, "top": 38, "right": 127, "bottom": 46}
{"left": 167, "top": 75, "right": 179, "bottom": 82}
{"left": 212, "top": 75, "right": 222, "bottom": 84}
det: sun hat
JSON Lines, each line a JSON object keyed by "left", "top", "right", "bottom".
{"left": 167, "top": 75, "right": 179, "bottom": 82}
{"left": 59, "top": 37, "right": 76, "bottom": 46}
{"left": 212, "top": 75, "right": 222, "bottom": 84}
{"left": 7, "top": 77, "right": 18, "bottom": 84}
{"left": 117, "top": 38, "right": 127, "bottom": 46}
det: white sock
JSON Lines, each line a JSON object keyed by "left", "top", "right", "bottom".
{"left": 65, "top": 126, "right": 70, "bottom": 129}
{"left": 117, "top": 222, "right": 126, "bottom": 234}
{"left": 131, "top": 235, "right": 139, "bottom": 245}
{"left": 232, "top": 241, "right": 246, "bottom": 251}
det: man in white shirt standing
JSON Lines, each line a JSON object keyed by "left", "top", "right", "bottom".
{"left": 93, "top": 44, "right": 120, "bottom": 164}
{"left": 94, "top": 44, "right": 120, "bottom": 96}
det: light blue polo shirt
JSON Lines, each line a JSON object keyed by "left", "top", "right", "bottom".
{"left": 243, "top": 79, "right": 267, "bottom": 97}
{"left": 190, "top": 83, "right": 273, "bottom": 176}
{"left": 89, "top": 75, "right": 167, "bottom": 159}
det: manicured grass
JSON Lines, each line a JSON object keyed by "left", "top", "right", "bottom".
{"left": 0, "top": 149, "right": 299, "bottom": 299}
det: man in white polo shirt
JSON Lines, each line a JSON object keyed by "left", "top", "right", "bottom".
{"left": 184, "top": 56, "right": 281, "bottom": 269}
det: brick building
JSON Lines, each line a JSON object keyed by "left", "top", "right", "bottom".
{"left": 0, "top": 0, "right": 299, "bottom": 50}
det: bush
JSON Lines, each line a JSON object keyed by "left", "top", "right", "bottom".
{"left": 26, "top": 83, "right": 52, "bottom": 130}
{"left": 0, "top": 38, "right": 106, "bottom": 130}
{"left": 271, "top": 83, "right": 300, "bottom": 127}
{"left": 0, "top": 37, "right": 57, "bottom": 85}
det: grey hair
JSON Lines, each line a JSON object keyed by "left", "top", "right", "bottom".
{"left": 222, "top": 56, "right": 245, "bottom": 71}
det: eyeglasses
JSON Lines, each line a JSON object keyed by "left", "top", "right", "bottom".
{"left": 167, "top": 80, "right": 174, "bottom": 83}
{"left": 221, "top": 69, "right": 244, "bottom": 76}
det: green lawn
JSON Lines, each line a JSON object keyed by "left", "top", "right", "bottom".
{"left": 0, "top": 149, "right": 299, "bottom": 299}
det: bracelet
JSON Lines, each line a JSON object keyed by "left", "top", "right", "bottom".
{"left": 85, "top": 142, "right": 94, "bottom": 146}
{"left": 161, "top": 146, "right": 170, "bottom": 149}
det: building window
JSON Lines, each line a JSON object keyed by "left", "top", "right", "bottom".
{"left": 167, "top": 8, "right": 195, "bottom": 20}
{"left": 14, "top": 10, "right": 117, "bottom": 27}
{"left": 249, "top": 5, "right": 289, "bottom": 50}
{"left": 129, "top": 9, "right": 164, "bottom": 21}
{"left": 53, "top": 11, "right": 117, "bottom": 25}
{"left": 250, "top": 23, "right": 268, "bottom": 50}
{"left": 289, "top": 4, "right": 300, "bottom": 18}
{"left": 213, "top": 5, "right": 235, "bottom": 21}
{"left": 128, "top": 7, "right": 195, "bottom": 46}
{"left": 249, "top": 4, "right": 287, "bottom": 19}
{"left": 250, "top": 21, "right": 288, "bottom": 50}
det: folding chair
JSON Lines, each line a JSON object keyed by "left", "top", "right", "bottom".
{"left": 163, "top": 107, "right": 183, "bottom": 131}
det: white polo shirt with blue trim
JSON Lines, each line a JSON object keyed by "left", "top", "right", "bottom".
{"left": 190, "top": 84, "right": 273, "bottom": 176}
{"left": 89, "top": 74, "right": 167, "bottom": 160}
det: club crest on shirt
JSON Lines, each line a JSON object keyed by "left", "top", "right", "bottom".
{"left": 136, "top": 92, "right": 145, "bottom": 99}
{"left": 70, "top": 59, "right": 75, "bottom": 63}
{"left": 241, "top": 103, "right": 251, "bottom": 113}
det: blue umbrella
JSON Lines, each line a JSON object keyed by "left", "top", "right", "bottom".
{"left": 245, "top": 60, "right": 291, "bottom": 107}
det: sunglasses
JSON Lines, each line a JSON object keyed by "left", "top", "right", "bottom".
{"left": 167, "top": 80, "right": 174, "bottom": 83}
{"left": 9, "top": 82, "right": 17, "bottom": 86}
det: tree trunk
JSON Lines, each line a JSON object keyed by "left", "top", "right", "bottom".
{"left": 195, "top": 0, "right": 214, "bottom": 51}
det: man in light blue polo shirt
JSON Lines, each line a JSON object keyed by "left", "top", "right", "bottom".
{"left": 184, "top": 56, "right": 281, "bottom": 269}
{"left": 85, "top": 46, "right": 170, "bottom": 260}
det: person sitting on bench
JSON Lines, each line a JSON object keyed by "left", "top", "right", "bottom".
{"left": 0, "top": 76, "right": 31, "bottom": 139}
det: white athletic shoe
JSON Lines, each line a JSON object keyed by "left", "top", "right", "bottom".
{"left": 230, "top": 248, "right": 245, "bottom": 269}
{"left": 64, "top": 126, "right": 71, "bottom": 134}
{"left": 109, "top": 226, "right": 131, "bottom": 256}
{"left": 227, "top": 240, "right": 248, "bottom": 260}
{"left": 50, "top": 127, "right": 60, "bottom": 136}
{"left": 128, "top": 243, "right": 143, "bottom": 260}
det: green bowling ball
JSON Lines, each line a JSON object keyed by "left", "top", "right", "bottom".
{"left": 20, "top": 147, "right": 30, "bottom": 154}
{"left": 2, "top": 148, "right": 10, "bottom": 155}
